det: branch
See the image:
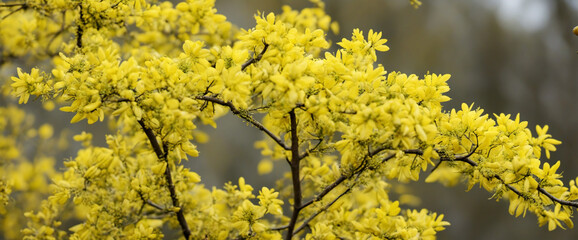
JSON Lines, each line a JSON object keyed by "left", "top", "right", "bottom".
{"left": 0, "top": 3, "right": 27, "bottom": 7}
{"left": 137, "top": 119, "right": 164, "bottom": 158}
{"left": 300, "top": 149, "right": 393, "bottom": 211}
{"left": 538, "top": 187, "right": 578, "bottom": 208}
{"left": 241, "top": 40, "right": 269, "bottom": 71}
{"left": 295, "top": 150, "right": 397, "bottom": 235}
{"left": 404, "top": 148, "right": 578, "bottom": 209}
{"left": 196, "top": 95, "right": 290, "bottom": 150}
{"left": 1, "top": 5, "right": 24, "bottom": 20}
{"left": 299, "top": 139, "right": 323, "bottom": 160}
{"left": 270, "top": 225, "right": 289, "bottom": 231}
{"left": 137, "top": 119, "right": 191, "bottom": 240}
{"left": 299, "top": 175, "right": 346, "bottom": 211}
{"left": 457, "top": 157, "right": 578, "bottom": 208}
{"left": 285, "top": 109, "right": 303, "bottom": 240}
{"left": 293, "top": 185, "right": 353, "bottom": 235}
{"left": 145, "top": 200, "right": 165, "bottom": 211}
{"left": 76, "top": 3, "right": 84, "bottom": 48}
{"left": 137, "top": 190, "right": 165, "bottom": 211}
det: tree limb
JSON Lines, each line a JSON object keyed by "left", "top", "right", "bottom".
{"left": 137, "top": 119, "right": 191, "bottom": 240}
{"left": 403, "top": 148, "right": 578, "bottom": 209}
{"left": 285, "top": 109, "right": 303, "bottom": 240}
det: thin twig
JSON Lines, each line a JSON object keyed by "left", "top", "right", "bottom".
{"left": 298, "top": 148, "right": 394, "bottom": 218}
{"left": 0, "top": 3, "right": 26, "bottom": 7}
{"left": 196, "top": 95, "right": 290, "bottom": 150}
{"left": 1, "top": 5, "right": 24, "bottom": 20}
{"left": 404, "top": 147, "right": 578, "bottom": 209}
{"left": 299, "top": 175, "right": 346, "bottom": 210}
{"left": 270, "top": 225, "right": 289, "bottom": 231}
{"left": 241, "top": 40, "right": 269, "bottom": 71}
{"left": 293, "top": 187, "right": 352, "bottom": 235}
{"left": 538, "top": 187, "right": 578, "bottom": 208}
{"left": 145, "top": 200, "right": 165, "bottom": 211}
{"left": 137, "top": 119, "right": 191, "bottom": 240}
{"left": 137, "top": 190, "right": 165, "bottom": 211}
{"left": 46, "top": 11, "right": 68, "bottom": 53}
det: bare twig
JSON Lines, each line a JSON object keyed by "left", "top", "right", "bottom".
{"left": 241, "top": 40, "right": 269, "bottom": 71}
{"left": 145, "top": 200, "right": 165, "bottom": 211}
{"left": 46, "top": 11, "right": 68, "bottom": 53}
{"left": 196, "top": 95, "right": 290, "bottom": 150}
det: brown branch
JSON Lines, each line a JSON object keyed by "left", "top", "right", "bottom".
{"left": 137, "top": 190, "right": 165, "bottom": 211}
{"left": 285, "top": 109, "right": 302, "bottom": 240}
{"left": 196, "top": 95, "right": 290, "bottom": 150}
{"left": 299, "top": 175, "right": 346, "bottom": 211}
{"left": 299, "top": 148, "right": 394, "bottom": 212}
{"left": 76, "top": 4, "right": 84, "bottom": 48}
{"left": 538, "top": 187, "right": 578, "bottom": 208}
{"left": 404, "top": 147, "right": 578, "bottom": 209}
{"left": 241, "top": 40, "right": 269, "bottom": 71}
{"left": 145, "top": 200, "right": 165, "bottom": 211}
{"left": 138, "top": 119, "right": 165, "bottom": 158}
{"left": 270, "top": 225, "right": 289, "bottom": 231}
{"left": 137, "top": 119, "right": 191, "bottom": 240}
{"left": 294, "top": 149, "right": 397, "bottom": 234}
{"left": 293, "top": 186, "right": 352, "bottom": 235}
{"left": 0, "top": 3, "right": 26, "bottom": 7}
{"left": 1, "top": 5, "right": 24, "bottom": 20}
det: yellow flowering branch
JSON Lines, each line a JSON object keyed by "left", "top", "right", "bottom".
{"left": 408, "top": 147, "right": 578, "bottom": 208}
{"left": 538, "top": 188, "right": 578, "bottom": 208}
{"left": 137, "top": 119, "right": 191, "bottom": 239}
{"left": 292, "top": 147, "right": 398, "bottom": 235}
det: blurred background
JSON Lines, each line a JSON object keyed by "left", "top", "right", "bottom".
{"left": 199, "top": 0, "right": 578, "bottom": 239}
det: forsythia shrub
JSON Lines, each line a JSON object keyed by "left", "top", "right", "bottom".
{"left": 1, "top": 0, "right": 577, "bottom": 239}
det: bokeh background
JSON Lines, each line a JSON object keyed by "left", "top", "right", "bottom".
{"left": 199, "top": 0, "right": 578, "bottom": 239}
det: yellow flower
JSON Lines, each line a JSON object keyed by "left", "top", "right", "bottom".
{"left": 367, "top": 29, "right": 389, "bottom": 52}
